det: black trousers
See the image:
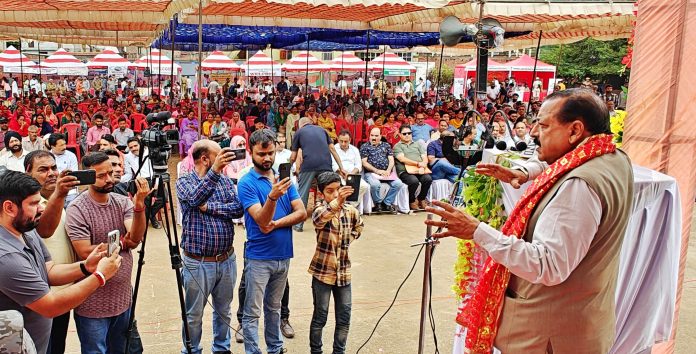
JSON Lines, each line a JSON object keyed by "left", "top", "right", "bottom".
{"left": 47, "top": 311, "right": 70, "bottom": 354}
{"left": 399, "top": 172, "right": 432, "bottom": 203}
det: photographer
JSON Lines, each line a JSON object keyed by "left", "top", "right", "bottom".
{"left": 65, "top": 152, "right": 150, "bottom": 353}
{"left": 176, "top": 140, "right": 244, "bottom": 354}
{"left": 123, "top": 137, "right": 162, "bottom": 229}
{"left": 0, "top": 171, "right": 122, "bottom": 354}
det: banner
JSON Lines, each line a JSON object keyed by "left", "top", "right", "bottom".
{"left": 246, "top": 67, "right": 282, "bottom": 77}
{"left": 384, "top": 68, "right": 411, "bottom": 76}
{"left": 108, "top": 66, "right": 127, "bottom": 78}
{"left": 57, "top": 67, "right": 88, "bottom": 76}
{"left": 3, "top": 66, "right": 57, "bottom": 75}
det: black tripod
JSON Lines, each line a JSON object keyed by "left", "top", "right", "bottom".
{"left": 125, "top": 167, "right": 193, "bottom": 354}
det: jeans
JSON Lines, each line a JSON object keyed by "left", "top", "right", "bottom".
{"left": 242, "top": 259, "right": 290, "bottom": 354}
{"left": 363, "top": 173, "right": 404, "bottom": 206}
{"left": 74, "top": 309, "right": 130, "bottom": 354}
{"left": 430, "top": 159, "right": 461, "bottom": 184}
{"left": 237, "top": 268, "right": 291, "bottom": 323}
{"left": 181, "top": 254, "right": 238, "bottom": 354}
{"left": 399, "top": 172, "right": 432, "bottom": 203}
{"left": 48, "top": 311, "right": 70, "bottom": 354}
{"left": 296, "top": 170, "right": 331, "bottom": 229}
{"left": 309, "top": 278, "right": 352, "bottom": 354}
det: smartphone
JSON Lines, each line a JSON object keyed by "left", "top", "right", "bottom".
{"left": 278, "top": 162, "right": 292, "bottom": 181}
{"left": 67, "top": 169, "right": 96, "bottom": 186}
{"left": 229, "top": 148, "right": 246, "bottom": 161}
{"left": 345, "top": 174, "right": 361, "bottom": 202}
{"left": 107, "top": 230, "right": 120, "bottom": 257}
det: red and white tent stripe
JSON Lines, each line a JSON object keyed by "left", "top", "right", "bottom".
{"left": 282, "top": 51, "right": 328, "bottom": 72}
{"left": 201, "top": 51, "right": 240, "bottom": 71}
{"left": 368, "top": 52, "right": 416, "bottom": 72}
{"left": 329, "top": 52, "right": 366, "bottom": 72}
{"left": 42, "top": 48, "right": 86, "bottom": 68}
{"left": 86, "top": 49, "right": 131, "bottom": 68}
{"left": 0, "top": 45, "right": 37, "bottom": 67}
{"left": 241, "top": 51, "right": 280, "bottom": 72}
{"left": 135, "top": 49, "right": 181, "bottom": 74}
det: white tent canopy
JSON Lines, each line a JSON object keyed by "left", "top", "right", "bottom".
{"left": 329, "top": 52, "right": 367, "bottom": 72}
{"left": 135, "top": 49, "right": 182, "bottom": 75}
{"left": 282, "top": 51, "right": 329, "bottom": 72}
{"left": 201, "top": 50, "right": 240, "bottom": 71}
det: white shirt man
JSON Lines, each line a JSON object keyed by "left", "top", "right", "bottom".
{"left": 331, "top": 132, "right": 369, "bottom": 211}
{"left": 123, "top": 143, "right": 152, "bottom": 182}
{"left": 352, "top": 77, "right": 363, "bottom": 93}
{"left": 30, "top": 78, "right": 42, "bottom": 93}
{"left": 402, "top": 79, "right": 413, "bottom": 97}
{"left": 208, "top": 80, "right": 220, "bottom": 96}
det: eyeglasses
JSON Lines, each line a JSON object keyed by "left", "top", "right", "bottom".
{"left": 401, "top": 132, "right": 412, "bottom": 135}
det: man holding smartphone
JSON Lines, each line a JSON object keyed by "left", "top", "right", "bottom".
{"left": 176, "top": 140, "right": 244, "bottom": 354}
{"left": 65, "top": 152, "right": 150, "bottom": 353}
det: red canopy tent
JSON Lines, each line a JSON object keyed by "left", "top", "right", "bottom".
{"left": 504, "top": 54, "right": 556, "bottom": 91}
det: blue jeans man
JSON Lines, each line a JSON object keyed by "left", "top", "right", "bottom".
{"left": 363, "top": 173, "right": 404, "bottom": 210}
{"left": 74, "top": 309, "right": 130, "bottom": 354}
{"left": 243, "top": 259, "right": 290, "bottom": 354}
{"left": 181, "top": 253, "right": 238, "bottom": 354}
{"left": 430, "top": 159, "right": 461, "bottom": 184}
{"left": 309, "top": 278, "right": 352, "bottom": 354}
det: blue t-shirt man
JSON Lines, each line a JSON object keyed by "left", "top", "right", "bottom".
{"left": 237, "top": 168, "right": 300, "bottom": 260}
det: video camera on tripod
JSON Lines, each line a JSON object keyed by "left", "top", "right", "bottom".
{"left": 140, "top": 111, "right": 179, "bottom": 173}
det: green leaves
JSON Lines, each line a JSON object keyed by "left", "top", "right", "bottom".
{"left": 538, "top": 38, "right": 629, "bottom": 81}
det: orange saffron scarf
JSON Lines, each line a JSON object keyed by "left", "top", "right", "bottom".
{"left": 458, "top": 134, "right": 617, "bottom": 352}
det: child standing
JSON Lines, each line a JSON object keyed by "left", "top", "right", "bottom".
{"left": 309, "top": 172, "right": 364, "bottom": 354}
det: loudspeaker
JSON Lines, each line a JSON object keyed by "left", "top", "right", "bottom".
{"left": 476, "top": 44, "right": 489, "bottom": 93}
{"left": 439, "top": 16, "right": 478, "bottom": 47}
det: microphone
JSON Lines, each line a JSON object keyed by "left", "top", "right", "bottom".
{"left": 494, "top": 110, "right": 528, "bottom": 152}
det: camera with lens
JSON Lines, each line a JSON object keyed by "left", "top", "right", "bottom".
{"left": 141, "top": 111, "right": 180, "bottom": 173}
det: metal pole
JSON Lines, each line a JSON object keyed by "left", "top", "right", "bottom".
{"left": 435, "top": 43, "right": 445, "bottom": 103}
{"left": 363, "top": 30, "right": 370, "bottom": 96}
{"left": 473, "top": 0, "right": 486, "bottom": 109}
{"left": 197, "top": 0, "right": 203, "bottom": 139}
{"left": 305, "top": 35, "right": 310, "bottom": 98}
{"left": 170, "top": 16, "right": 176, "bottom": 108}
{"left": 417, "top": 214, "right": 437, "bottom": 354}
{"left": 270, "top": 46, "right": 274, "bottom": 94}
{"left": 37, "top": 41, "right": 42, "bottom": 88}
{"left": 157, "top": 39, "right": 163, "bottom": 97}
{"left": 18, "top": 38, "right": 24, "bottom": 99}
{"left": 245, "top": 49, "right": 249, "bottom": 98}
{"left": 381, "top": 46, "right": 386, "bottom": 95}
{"left": 148, "top": 46, "right": 153, "bottom": 98}
{"left": 526, "top": 30, "right": 543, "bottom": 117}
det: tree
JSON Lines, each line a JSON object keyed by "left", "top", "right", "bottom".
{"left": 427, "top": 63, "right": 454, "bottom": 87}
{"left": 539, "top": 38, "right": 629, "bottom": 82}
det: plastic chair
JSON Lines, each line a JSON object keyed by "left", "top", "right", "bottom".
{"left": 245, "top": 116, "right": 257, "bottom": 131}
{"left": 59, "top": 123, "right": 82, "bottom": 162}
{"left": 77, "top": 103, "right": 89, "bottom": 114}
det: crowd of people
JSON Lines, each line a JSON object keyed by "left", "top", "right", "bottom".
{"left": 0, "top": 71, "right": 625, "bottom": 354}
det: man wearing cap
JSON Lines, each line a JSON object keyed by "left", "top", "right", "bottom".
{"left": 0, "top": 131, "right": 27, "bottom": 172}
{"left": 290, "top": 117, "right": 345, "bottom": 232}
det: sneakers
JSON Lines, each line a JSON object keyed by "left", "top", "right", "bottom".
{"left": 419, "top": 200, "right": 428, "bottom": 209}
{"left": 292, "top": 225, "right": 303, "bottom": 232}
{"left": 235, "top": 324, "right": 244, "bottom": 343}
{"left": 280, "top": 318, "right": 295, "bottom": 338}
{"left": 372, "top": 203, "right": 383, "bottom": 213}
{"left": 387, "top": 204, "right": 398, "bottom": 214}
{"left": 150, "top": 218, "right": 162, "bottom": 229}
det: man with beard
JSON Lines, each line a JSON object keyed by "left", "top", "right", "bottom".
{"left": 0, "top": 131, "right": 28, "bottom": 172}
{"left": 102, "top": 149, "right": 128, "bottom": 196}
{"left": 425, "top": 89, "right": 633, "bottom": 352}
{"left": 176, "top": 140, "right": 244, "bottom": 354}
{"left": 24, "top": 150, "right": 82, "bottom": 354}
{"left": 0, "top": 117, "right": 9, "bottom": 150}
{"left": 0, "top": 171, "right": 123, "bottom": 354}
{"left": 237, "top": 129, "right": 306, "bottom": 354}
{"left": 85, "top": 114, "right": 110, "bottom": 151}
{"left": 65, "top": 152, "right": 150, "bottom": 353}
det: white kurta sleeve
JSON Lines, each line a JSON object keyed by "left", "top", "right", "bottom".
{"left": 473, "top": 178, "right": 601, "bottom": 286}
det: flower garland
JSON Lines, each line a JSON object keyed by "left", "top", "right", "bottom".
{"left": 611, "top": 110, "right": 626, "bottom": 148}
{"left": 452, "top": 156, "right": 510, "bottom": 300}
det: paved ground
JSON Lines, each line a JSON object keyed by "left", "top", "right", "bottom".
{"left": 61, "top": 159, "right": 696, "bottom": 353}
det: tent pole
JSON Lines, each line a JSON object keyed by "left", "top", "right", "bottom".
{"left": 270, "top": 46, "right": 274, "bottom": 94}
{"left": 305, "top": 35, "right": 310, "bottom": 98}
{"left": 527, "top": 30, "right": 543, "bottom": 116}
{"left": 158, "top": 38, "right": 163, "bottom": 97}
{"left": 363, "top": 30, "right": 370, "bottom": 96}
{"left": 555, "top": 43, "right": 564, "bottom": 90}
{"left": 148, "top": 46, "right": 153, "bottom": 98}
{"left": 197, "top": 0, "right": 203, "bottom": 139}
{"left": 37, "top": 41, "right": 42, "bottom": 88}
{"left": 381, "top": 46, "right": 386, "bottom": 95}
{"left": 171, "top": 15, "right": 176, "bottom": 108}
{"left": 18, "top": 37, "right": 24, "bottom": 99}
{"left": 435, "top": 43, "right": 445, "bottom": 104}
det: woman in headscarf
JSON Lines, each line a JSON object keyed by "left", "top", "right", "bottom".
{"left": 223, "top": 135, "right": 251, "bottom": 181}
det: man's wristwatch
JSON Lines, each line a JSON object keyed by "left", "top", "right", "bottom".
{"left": 80, "top": 261, "right": 92, "bottom": 276}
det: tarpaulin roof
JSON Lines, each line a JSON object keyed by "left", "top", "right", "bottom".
{"left": 0, "top": 1, "right": 635, "bottom": 47}
{"left": 42, "top": 48, "right": 87, "bottom": 68}
{"left": 505, "top": 54, "right": 555, "bottom": 72}
{"left": 86, "top": 49, "right": 132, "bottom": 68}
{"left": 282, "top": 51, "right": 329, "bottom": 71}
{"left": 329, "top": 52, "right": 367, "bottom": 71}
{"left": 201, "top": 50, "right": 241, "bottom": 71}
{"left": 151, "top": 24, "right": 443, "bottom": 50}
{"left": 0, "top": 45, "right": 37, "bottom": 67}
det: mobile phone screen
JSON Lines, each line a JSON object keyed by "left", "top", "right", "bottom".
{"left": 107, "top": 230, "right": 120, "bottom": 256}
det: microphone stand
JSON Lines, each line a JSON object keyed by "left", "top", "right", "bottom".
{"left": 412, "top": 214, "right": 439, "bottom": 354}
